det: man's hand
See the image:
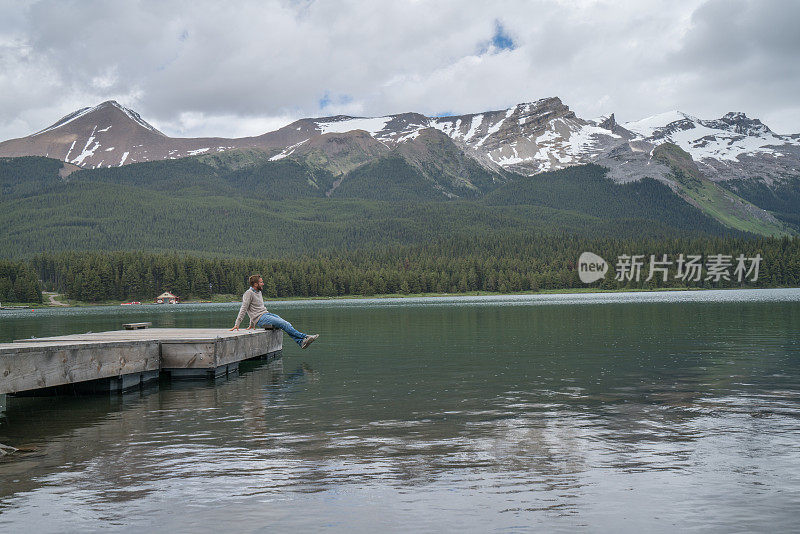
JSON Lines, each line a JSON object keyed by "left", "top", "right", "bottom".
{"left": 229, "top": 325, "right": 239, "bottom": 331}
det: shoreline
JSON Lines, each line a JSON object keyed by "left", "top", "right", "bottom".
{"left": 7, "top": 285, "right": 799, "bottom": 308}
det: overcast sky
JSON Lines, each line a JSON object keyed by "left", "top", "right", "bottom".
{"left": 1, "top": 0, "right": 798, "bottom": 140}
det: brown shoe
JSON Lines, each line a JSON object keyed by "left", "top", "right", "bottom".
{"left": 301, "top": 334, "right": 319, "bottom": 349}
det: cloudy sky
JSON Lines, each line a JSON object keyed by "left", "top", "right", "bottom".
{"left": 1, "top": 0, "right": 798, "bottom": 140}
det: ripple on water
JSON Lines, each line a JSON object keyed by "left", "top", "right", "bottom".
{"left": 0, "top": 291, "right": 799, "bottom": 532}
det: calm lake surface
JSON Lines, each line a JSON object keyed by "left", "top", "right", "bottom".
{"left": 1, "top": 289, "right": 799, "bottom": 532}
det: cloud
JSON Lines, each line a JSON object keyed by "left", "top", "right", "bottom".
{"left": 664, "top": 0, "right": 800, "bottom": 133}
{"left": 159, "top": 110, "right": 298, "bottom": 139}
{"left": 0, "top": 0, "right": 798, "bottom": 140}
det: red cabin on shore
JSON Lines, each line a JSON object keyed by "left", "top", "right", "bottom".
{"left": 155, "top": 291, "right": 179, "bottom": 304}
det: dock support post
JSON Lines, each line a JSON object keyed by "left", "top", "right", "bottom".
{"left": 167, "top": 362, "right": 241, "bottom": 380}
{"left": 258, "top": 349, "right": 282, "bottom": 363}
{"left": 108, "top": 373, "right": 141, "bottom": 391}
{"left": 107, "top": 370, "right": 161, "bottom": 391}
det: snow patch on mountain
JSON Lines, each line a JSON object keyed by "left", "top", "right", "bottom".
{"left": 464, "top": 114, "right": 485, "bottom": 141}
{"left": 71, "top": 126, "right": 100, "bottom": 165}
{"left": 396, "top": 130, "right": 421, "bottom": 143}
{"left": 476, "top": 113, "right": 509, "bottom": 146}
{"left": 317, "top": 117, "right": 391, "bottom": 136}
{"left": 270, "top": 138, "right": 309, "bottom": 161}
{"left": 566, "top": 122, "right": 622, "bottom": 156}
{"left": 64, "top": 140, "right": 77, "bottom": 162}
{"left": 623, "top": 111, "right": 798, "bottom": 162}
{"left": 623, "top": 111, "right": 693, "bottom": 138}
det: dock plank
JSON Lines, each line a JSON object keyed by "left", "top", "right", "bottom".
{"left": 0, "top": 340, "right": 160, "bottom": 395}
{"left": 15, "top": 328, "right": 274, "bottom": 344}
{"left": 2, "top": 328, "right": 283, "bottom": 394}
{"left": 160, "top": 342, "right": 217, "bottom": 369}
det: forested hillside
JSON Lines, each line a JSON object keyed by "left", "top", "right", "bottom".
{"left": 0, "top": 156, "right": 751, "bottom": 259}
{"left": 31, "top": 235, "right": 800, "bottom": 302}
{"left": 2, "top": 154, "right": 798, "bottom": 303}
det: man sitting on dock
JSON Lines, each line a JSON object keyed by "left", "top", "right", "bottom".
{"left": 230, "top": 275, "right": 319, "bottom": 349}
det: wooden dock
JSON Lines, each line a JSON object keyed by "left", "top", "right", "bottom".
{"left": 0, "top": 328, "right": 282, "bottom": 396}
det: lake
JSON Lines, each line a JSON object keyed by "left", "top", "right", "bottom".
{"left": 1, "top": 289, "right": 799, "bottom": 532}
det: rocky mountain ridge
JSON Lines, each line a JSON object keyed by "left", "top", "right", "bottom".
{"left": 1, "top": 97, "right": 798, "bottom": 192}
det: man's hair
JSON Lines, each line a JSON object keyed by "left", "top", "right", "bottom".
{"left": 249, "top": 274, "right": 262, "bottom": 287}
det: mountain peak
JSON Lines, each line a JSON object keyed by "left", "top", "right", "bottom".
{"left": 622, "top": 111, "right": 696, "bottom": 138}
{"left": 517, "top": 96, "right": 563, "bottom": 107}
{"left": 598, "top": 113, "right": 616, "bottom": 130}
{"left": 32, "top": 100, "right": 163, "bottom": 138}
{"left": 711, "top": 111, "right": 772, "bottom": 135}
{"left": 508, "top": 96, "right": 566, "bottom": 114}
{"left": 723, "top": 111, "right": 748, "bottom": 120}
{"left": 2, "top": 97, "right": 797, "bottom": 182}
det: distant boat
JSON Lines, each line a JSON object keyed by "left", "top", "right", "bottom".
{"left": 120, "top": 301, "right": 142, "bottom": 306}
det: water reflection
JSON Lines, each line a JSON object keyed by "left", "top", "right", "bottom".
{"left": 0, "top": 292, "right": 798, "bottom": 531}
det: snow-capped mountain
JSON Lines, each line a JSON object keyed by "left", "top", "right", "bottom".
{"left": 624, "top": 110, "right": 784, "bottom": 158}
{"left": 287, "top": 97, "right": 630, "bottom": 176}
{"left": 622, "top": 111, "right": 800, "bottom": 186}
{"left": 0, "top": 100, "right": 305, "bottom": 168}
{"left": 0, "top": 101, "right": 166, "bottom": 167}
{"left": 1, "top": 98, "right": 798, "bottom": 190}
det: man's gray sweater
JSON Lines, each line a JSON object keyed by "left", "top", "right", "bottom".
{"left": 235, "top": 287, "right": 268, "bottom": 328}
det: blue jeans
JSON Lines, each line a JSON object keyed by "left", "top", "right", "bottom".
{"left": 256, "top": 312, "right": 307, "bottom": 346}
